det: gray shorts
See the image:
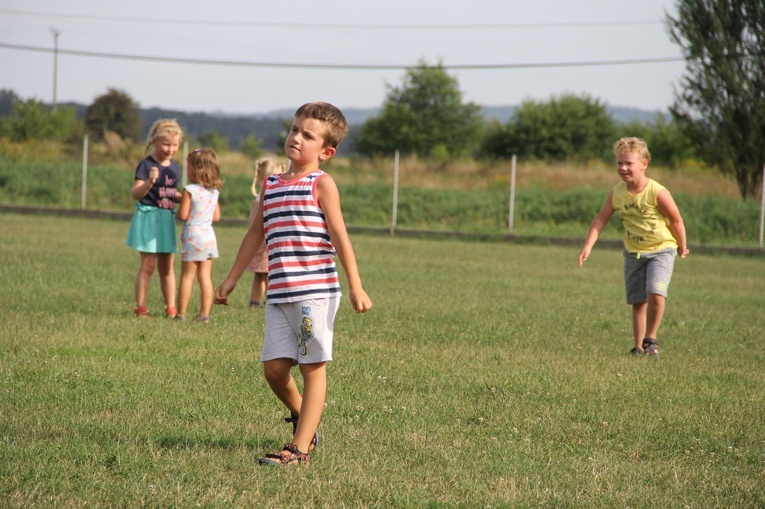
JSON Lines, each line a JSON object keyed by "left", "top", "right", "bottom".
{"left": 623, "top": 248, "right": 676, "bottom": 304}
{"left": 261, "top": 297, "right": 340, "bottom": 364}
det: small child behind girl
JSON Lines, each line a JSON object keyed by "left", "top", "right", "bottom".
{"left": 247, "top": 158, "right": 286, "bottom": 308}
{"left": 126, "top": 119, "right": 183, "bottom": 318}
{"left": 176, "top": 148, "right": 224, "bottom": 322}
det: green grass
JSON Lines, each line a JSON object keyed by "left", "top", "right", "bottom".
{"left": 1, "top": 213, "right": 764, "bottom": 507}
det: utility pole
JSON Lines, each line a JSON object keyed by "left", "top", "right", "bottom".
{"left": 50, "top": 27, "right": 60, "bottom": 112}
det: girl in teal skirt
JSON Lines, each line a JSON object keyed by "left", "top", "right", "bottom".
{"left": 126, "top": 119, "right": 183, "bottom": 318}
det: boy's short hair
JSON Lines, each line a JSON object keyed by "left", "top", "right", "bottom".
{"left": 613, "top": 137, "right": 651, "bottom": 163}
{"left": 294, "top": 102, "right": 349, "bottom": 149}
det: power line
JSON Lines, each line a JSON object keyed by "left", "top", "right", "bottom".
{"left": 0, "top": 7, "right": 663, "bottom": 30}
{"left": 0, "top": 42, "right": 684, "bottom": 70}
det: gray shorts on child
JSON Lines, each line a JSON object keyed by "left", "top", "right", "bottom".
{"left": 623, "top": 248, "right": 677, "bottom": 304}
{"left": 261, "top": 297, "right": 340, "bottom": 364}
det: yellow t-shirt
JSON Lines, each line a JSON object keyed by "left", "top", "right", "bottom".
{"left": 611, "top": 179, "right": 678, "bottom": 254}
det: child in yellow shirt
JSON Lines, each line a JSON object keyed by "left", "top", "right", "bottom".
{"left": 578, "top": 137, "right": 689, "bottom": 356}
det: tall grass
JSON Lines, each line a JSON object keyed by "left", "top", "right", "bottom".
{"left": 0, "top": 152, "right": 762, "bottom": 246}
{"left": 1, "top": 213, "right": 763, "bottom": 507}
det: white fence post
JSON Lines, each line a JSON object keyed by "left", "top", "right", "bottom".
{"left": 182, "top": 141, "right": 188, "bottom": 188}
{"left": 390, "top": 150, "right": 400, "bottom": 235}
{"left": 81, "top": 134, "right": 88, "bottom": 209}
{"left": 508, "top": 154, "right": 517, "bottom": 234}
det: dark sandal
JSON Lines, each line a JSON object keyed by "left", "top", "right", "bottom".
{"left": 642, "top": 338, "right": 659, "bottom": 356}
{"left": 258, "top": 443, "right": 310, "bottom": 466}
{"left": 285, "top": 413, "right": 319, "bottom": 451}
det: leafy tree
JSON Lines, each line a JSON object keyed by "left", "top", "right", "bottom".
{"left": 2, "top": 97, "right": 83, "bottom": 142}
{"left": 85, "top": 88, "right": 142, "bottom": 142}
{"left": 241, "top": 135, "right": 263, "bottom": 159}
{"left": 481, "top": 94, "right": 616, "bottom": 161}
{"left": 7, "top": 99, "right": 50, "bottom": 141}
{"left": 0, "top": 88, "right": 20, "bottom": 116}
{"left": 478, "top": 120, "right": 515, "bottom": 160}
{"left": 667, "top": 0, "right": 765, "bottom": 198}
{"left": 355, "top": 61, "right": 484, "bottom": 158}
{"left": 197, "top": 132, "right": 229, "bottom": 153}
{"left": 617, "top": 113, "right": 696, "bottom": 168}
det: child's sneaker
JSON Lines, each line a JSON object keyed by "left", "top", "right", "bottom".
{"left": 642, "top": 338, "right": 659, "bottom": 357}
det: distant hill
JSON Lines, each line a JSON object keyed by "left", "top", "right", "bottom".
{"left": 54, "top": 101, "right": 664, "bottom": 152}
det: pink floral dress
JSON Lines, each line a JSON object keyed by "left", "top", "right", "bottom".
{"left": 180, "top": 184, "right": 219, "bottom": 262}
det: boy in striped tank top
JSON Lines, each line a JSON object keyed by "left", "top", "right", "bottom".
{"left": 578, "top": 137, "right": 689, "bottom": 357}
{"left": 214, "top": 102, "right": 372, "bottom": 466}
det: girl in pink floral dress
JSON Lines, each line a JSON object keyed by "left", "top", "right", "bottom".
{"left": 176, "top": 148, "right": 223, "bottom": 322}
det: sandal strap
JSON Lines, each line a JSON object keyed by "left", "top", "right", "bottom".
{"left": 284, "top": 414, "right": 318, "bottom": 451}
{"left": 260, "top": 443, "right": 309, "bottom": 465}
{"left": 285, "top": 414, "right": 299, "bottom": 434}
{"left": 283, "top": 443, "right": 310, "bottom": 464}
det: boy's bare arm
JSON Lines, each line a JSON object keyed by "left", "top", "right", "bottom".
{"left": 317, "top": 175, "right": 372, "bottom": 313}
{"left": 656, "top": 189, "right": 690, "bottom": 258}
{"left": 214, "top": 194, "right": 266, "bottom": 304}
{"left": 578, "top": 192, "right": 615, "bottom": 267}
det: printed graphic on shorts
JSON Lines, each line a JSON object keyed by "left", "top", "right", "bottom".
{"left": 299, "top": 313, "right": 314, "bottom": 356}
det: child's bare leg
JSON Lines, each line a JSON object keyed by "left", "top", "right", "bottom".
{"left": 293, "top": 362, "right": 326, "bottom": 453}
{"left": 645, "top": 293, "right": 666, "bottom": 340}
{"left": 263, "top": 358, "right": 303, "bottom": 417}
{"left": 157, "top": 253, "right": 176, "bottom": 312}
{"left": 135, "top": 252, "right": 157, "bottom": 308}
{"left": 177, "top": 261, "right": 197, "bottom": 317}
{"left": 251, "top": 272, "right": 268, "bottom": 304}
{"left": 632, "top": 302, "right": 647, "bottom": 350}
{"left": 197, "top": 259, "right": 214, "bottom": 317}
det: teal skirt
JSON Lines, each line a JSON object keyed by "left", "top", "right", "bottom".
{"left": 125, "top": 203, "right": 178, "bottom": 253}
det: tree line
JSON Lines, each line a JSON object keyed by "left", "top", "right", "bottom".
{"left": 1, "top": 0, "right": 763, "bottom": 198}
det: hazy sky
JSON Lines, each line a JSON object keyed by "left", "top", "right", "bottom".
{"left": 0, "top": 0, "right": 686, "bottom": 116}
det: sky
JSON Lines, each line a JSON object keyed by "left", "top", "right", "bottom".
{"left": 0, "top": 0, "right": 687, "bottom": 117}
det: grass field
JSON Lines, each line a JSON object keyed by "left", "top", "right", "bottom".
{"left": 1, "top": 213, "right": 764, "bottom": 508}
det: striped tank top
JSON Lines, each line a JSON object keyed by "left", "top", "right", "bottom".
{"left": 263, "top": 170, "right": 341, "bottom": 304}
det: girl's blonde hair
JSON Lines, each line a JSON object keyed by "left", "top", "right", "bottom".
{"left": 613, "top": 137, "right": 651, "bottom": 163}
{"left": 188, "top": 148, "right": 224, "bottom": 190}
{"left": 144, "top": 118, "right": 183, "bottom": 155}
{"left": 252, "top": 158, "right": 286, "bottom": 196}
